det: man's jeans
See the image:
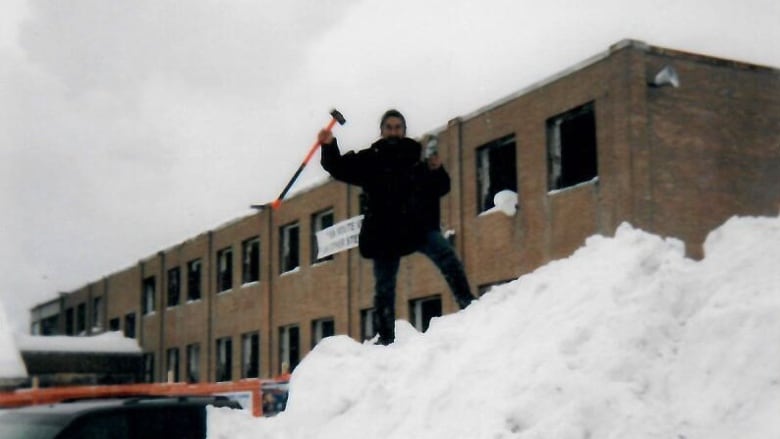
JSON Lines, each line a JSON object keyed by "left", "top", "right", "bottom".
{"left": 372, "top": 230, "right": 475, "bottom": 344}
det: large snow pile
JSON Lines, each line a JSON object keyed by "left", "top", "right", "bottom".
{"left": 209, "top": 215, "right": 780, "bottom": 439}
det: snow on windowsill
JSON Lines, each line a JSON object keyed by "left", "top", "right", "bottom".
{"left": 547, "top": 176, "right": 599, "bottom": 196}
{"left": 312, "top": 259, "right": 334, "bottom": 268}
{"left": 280, "top": 267, "right": 301, "bottom": 277}
{"left": 241, "top": 281, "right": 260, "bottom": 288}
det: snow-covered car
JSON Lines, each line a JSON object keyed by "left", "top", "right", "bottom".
{"left": 0, "top": 395, "right": 241, "bottom": 438}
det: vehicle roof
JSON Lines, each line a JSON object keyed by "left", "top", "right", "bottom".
{"left": 6, "top": 395, "right": 238, "bottom": 418}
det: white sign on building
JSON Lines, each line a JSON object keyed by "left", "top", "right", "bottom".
{"left": 315, "top": 215, "right": 363, "bottom": 259}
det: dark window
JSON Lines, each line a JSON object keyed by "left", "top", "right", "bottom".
{"left": 60, "top": 411, "right": 130, "bottom": 439}
{"left": 279, "top": 325, "right": 300, "bottom": 372}
{"left": 241, "top": 332, "right": 260, "bottom": 379}
{"left": 41, "top": 315, "right": 59, "bottom": 335}
{"left": 142, "top": 276, "right": 156, "bottom": 315}
{"left": 124, "top": 312, "right": 136, "bottom": 339}
{"left": 167, "top": 267, "right": 181, "bottom": 307}
{"left": 187, "top": 259, "right": 202, "bottom": 301}
{"left": 476, "top": 134, "right": 517, "bottom": 212}
{"left": 109, "top": 317, "right": 120, "bottom": 332}
{"left": 311, "top": 318, "right": 335, "bottom": 348}
{"left": 242, "top": 237, "right": 261, "bottom": 284}
{"left": 547, "top": 102, "right": 598, "bottom": 191}
{"left": 76, "top": 303, "right": 86, "bottom": 334}
{"left": 186, "top": 343, "right": 200, "bottom": 383}
{"left": 216, "top": 337, "right": 233, "bottom": 382}
{"left": 409, "top": 296, "right": 442, "bottom": 332}
{"left": 217, "top": 247, "right": 233, "bottom": 292}
{"left": 64, "top": 407, "right": 204, "bottom": 438}
{"left": 143, "top": 352, "right": 154, "bottom": 382}
{"left": 280, "top": 223, "right": 300, "bottom": 273}
{"left": 360, "top": 308, "right": 376, "bottom": 342}
{"left": 166, "top": 347, "right": 180, "bottom": 382}
{"left": 65, "top": 307, "right": 74, "bottom": 335}
{"left": 311, "top": 209, "right": 335, "bottom": 263}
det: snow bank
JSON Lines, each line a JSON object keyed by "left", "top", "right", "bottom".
{"left": 209, "top": 215, "right": 780, "bottom": 439}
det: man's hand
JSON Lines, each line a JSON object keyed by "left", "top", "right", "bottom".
{"left": 427, "top": 153, "right": 442, "bottom": 170}
{"left": 318, "top": 129, "right": 334, "bottom": 145}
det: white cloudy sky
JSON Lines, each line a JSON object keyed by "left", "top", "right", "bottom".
{"left": 1, "top": 0, "right": 778, "bottom": 332}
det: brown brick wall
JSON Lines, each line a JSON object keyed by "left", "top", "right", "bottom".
{"left": 643, "top": 52, "right": 780, "bottom": 257}
{"left": 30, "top": 41, "right": 780, "bottom": 382}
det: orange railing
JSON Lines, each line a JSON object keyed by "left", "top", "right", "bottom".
{"left": 0, "top": 379, "right": 279, "bottom": 417}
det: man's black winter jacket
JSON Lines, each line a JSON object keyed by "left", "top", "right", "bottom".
{"left": 321, "top": 137, "right": 450, "bottom": 259}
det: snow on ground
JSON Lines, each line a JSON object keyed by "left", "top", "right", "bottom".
{"left": 209, "top": 215, "right": 780, "bottom": 439}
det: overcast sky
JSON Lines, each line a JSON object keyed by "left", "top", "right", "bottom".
{"left": 1, "top": 0, "right": 778, "bottom": 333}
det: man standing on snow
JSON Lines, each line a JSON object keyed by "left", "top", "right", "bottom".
{"left": 319, "top": 109, "right": 476, "bottom": 345}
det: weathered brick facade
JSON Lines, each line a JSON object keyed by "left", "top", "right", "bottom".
{"left": 30, "top": 40, "right": 780, "bottom": 383}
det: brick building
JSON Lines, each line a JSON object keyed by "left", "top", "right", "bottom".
{"left": 29, "top": 40, "right": 780, "bottom": 383}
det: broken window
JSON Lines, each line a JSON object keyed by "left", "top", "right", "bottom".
{"left": 547, "top": 102, "right": 598, "bottom": 191}
{"left": 279, "top": 324, "right": 300, "bottom": 372}
{"left": 409, "top": 295, "right": 442, "bottom": 332}
{"left": 65, "top": 307, "right": 74, "bottom": 335}
{"left": 241, "top": 331, "right": 260, "bottom": 379}
{"left": 311, "top": 318, "right": 335, "bottom": 348}
{"left": 217, "top": 247, "right": 233, "bottom": 292}
{"left": 142, "top": 276, "right": 156, "bottom": 315}
{"left": 166, "top": 347, "right": 180, "bottom": 382}
{"left": 124, "top": 312, "right": 136, "bottom": 339}
{"left": 167, "top": 267, "right": 180, "bottom": 307}
{"left": 280, "top": 222, "right": 300, "bottom": 273}
{"left": 242, "top": 237, "right": 261, "bottom": 284}
{"left": 76, "top": 303, "right": 86, "bottom": 334}
{"left": 216, "top": 336, "right": 233, "bottom": 382}
{"left": 143, "top": 352, "right": 155, "bottom": 382}
{"left": 92, "top": 296, "right": 103, "bottom": 330}
{"left": 187, "top": 259, "right": 202, "bottom": 301}
{"left": 476, "top": 134, "right": 517, "bottom": 212}
{"left": 186, "top": 343, "right": 200, "bottom": 383}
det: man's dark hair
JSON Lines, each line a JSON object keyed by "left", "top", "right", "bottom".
{"left": 380, "top": 109, "right": 406, "bottom": 129}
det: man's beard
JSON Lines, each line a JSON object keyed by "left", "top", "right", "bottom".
{"left": 385, "top": 136, "right": 402, "bottom": 145}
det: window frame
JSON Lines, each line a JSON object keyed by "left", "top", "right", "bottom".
{"left": 241, "top": 331, "right": 260, "bottom": 379}
{"left": 409, "top": 295, "right": 443, "bottom": 333}
{"left": 186, "top": 343, "right": 200, "bottom": 383}
{"left": 124, "top": 312, "right": 136, "bottom": 339}
{"left": 187, "top": 259, "right": 202, "bottom": 302}
{"left": 215, "top": 336, "right": 233, "bottom": 382}
{"left": 546, "top": 101, "right": 598, "bottom": 192}
{"left": 311, "top": 317, "right": 335, "bottom": 348}
{"left": 92, "top": 296, "right": 103, "bottom": 331}
{"left": 166, "top": 267, "right": 181, "bottom": 308}
{"left": 279, "top": 324, "right": 300, "bottom": 373}
{"left": 166, "top": 347, "right": 180, "bottom": 383}
{"left": 279, "top": 222, "right": 301, "bottom": 274}
{"left": 142, "top": 276, "right": 156, "bottom": 315}
{"left": 311, "top": 209, "right": 335, "bottom": 264}
{"left": 242, "top": 237, "right": 261, "bottom": 285}
{"left": 475, "top": 134, "right": 518, "bottom": 213}
{"left": 216, "top": 247, "right": 234, "bottom": 293}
